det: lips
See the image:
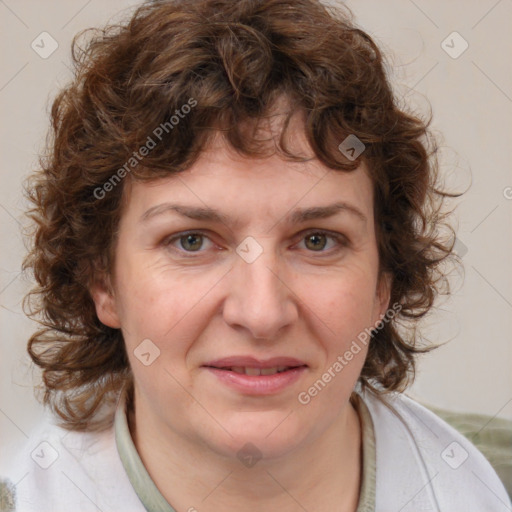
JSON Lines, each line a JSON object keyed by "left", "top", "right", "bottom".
{"left": 223, "top": 366, "right": 293, "bottom": 376}
{"left": 203, "top": 356, "right": 307, "bottom": 373}
{"left": 202, "top": 356, "right": 308, "bottom": 395}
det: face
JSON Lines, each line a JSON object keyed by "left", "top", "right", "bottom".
{"left": 92, "top": 121, "right": 390, "bottom": 462}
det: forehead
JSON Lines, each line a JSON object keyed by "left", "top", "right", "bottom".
{"left": 123, "top": 162, "right": 373, "bottom": 238}
{"left": 121, "top": 117, "right": 374, "bottom": 229}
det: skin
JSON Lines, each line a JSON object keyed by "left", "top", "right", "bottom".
{"left": 92, "top": 113, "right": 391, "bottom": 512}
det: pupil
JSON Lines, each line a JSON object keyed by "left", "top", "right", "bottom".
{"left": 182, "top": 234, "right": 202, "bottom": 251}
{"left": 306, "top": 233, "right": 326, "bottom": 251}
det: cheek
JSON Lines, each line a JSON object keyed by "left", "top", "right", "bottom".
{"left": 304, "top": 268, "right": 379, "bottom": 339}
{"left": 114, "top": 263, "right": 213, "bottom": 349}
{"left": 117, "top": 270, "right": 213, "bottom": 399}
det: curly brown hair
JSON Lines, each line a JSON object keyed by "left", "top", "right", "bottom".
{"left": 23, "top": 0, "right": 460, "bottom": 431}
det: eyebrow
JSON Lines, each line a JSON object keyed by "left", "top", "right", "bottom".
{"left": 140, "top": 201, "right": 367, "bottom": 226}
{"left": 288, "top": 202, "right": 367, "bottom": 224}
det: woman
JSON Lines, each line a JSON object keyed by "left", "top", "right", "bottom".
{"left": 3, "top": 0, "right": 510, "bottom": 510}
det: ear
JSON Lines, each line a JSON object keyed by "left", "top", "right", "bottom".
{"left": 89, "top": 274, "right": 121, "bottom": 329}
{"left": 372, "top": 271, "right": 392, "bottom": 324}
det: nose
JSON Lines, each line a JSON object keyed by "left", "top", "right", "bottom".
{"left": 222, "top": 243, "right": 299, "bottom": 340}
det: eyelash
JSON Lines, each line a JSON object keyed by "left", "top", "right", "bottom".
{"left": 162, "top": 229, "right": 349, "bottom": 258}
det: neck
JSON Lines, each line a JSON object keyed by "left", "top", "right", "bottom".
{"left": 129, "top": 396, "right": 362, "bottom": 512}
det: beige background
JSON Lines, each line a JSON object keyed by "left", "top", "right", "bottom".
{"left": 1, "top": 0, "right": 511, "bottom": 475}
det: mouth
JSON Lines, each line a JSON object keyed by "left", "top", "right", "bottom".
{"left": 205, "top": 365, "right": 304, "bottom": 376}
{"left": 202, "top": 357, "right": 308, "bottom": 395}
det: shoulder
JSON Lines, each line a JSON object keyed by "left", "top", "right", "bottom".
{"left": 2, "top": 416, "right": 143, "bottom": 512}
{"left": 0, "top": 478, "right": 16, "bottom": 512}
{"left": 357, "top": 388, "right": 511, "bottom": 511}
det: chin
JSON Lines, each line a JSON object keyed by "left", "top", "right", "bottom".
{"left": 199, "top": 410, "right": 311, "bottom": 462}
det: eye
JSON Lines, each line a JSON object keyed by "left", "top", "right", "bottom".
{"left": 163, "top": 231, "right": 214, "bottom": 254}
{"left": 179, "top": 233, "right": 205, "bottom": 251}
{"left": 298, "top": 230, "right": 348, "bottom": 253}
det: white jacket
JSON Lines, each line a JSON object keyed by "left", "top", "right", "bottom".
{"left": 3, "top": 389, "right": 511, "bottom": 512}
